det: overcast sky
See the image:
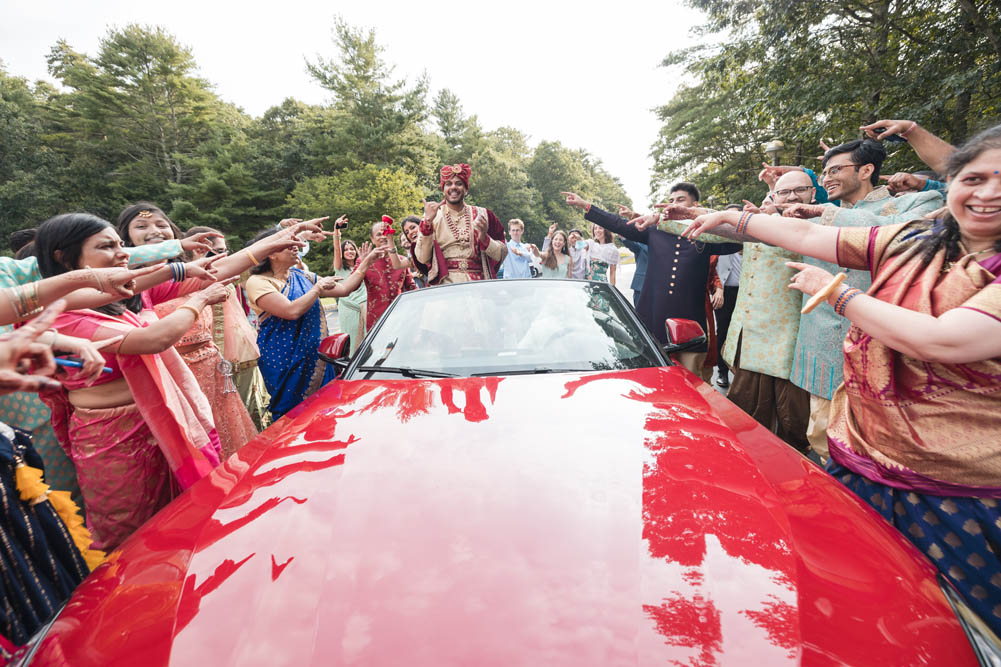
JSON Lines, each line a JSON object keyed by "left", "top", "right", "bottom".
{"left": 1, "top": 1, "right": 708, "bottom": 208}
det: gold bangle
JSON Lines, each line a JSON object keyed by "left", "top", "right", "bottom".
{"left": 178, "top": 304, "right": 202, "bottom": 319}
{"left": 245, "top": 248, "right": 261, "bottom": 266}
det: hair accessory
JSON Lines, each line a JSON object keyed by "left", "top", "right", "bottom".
{"left": 137, "top": 210, "right": 154, "bottom": 218}
{"left": 381, "top": 215, "right": 396, "bottom": 236}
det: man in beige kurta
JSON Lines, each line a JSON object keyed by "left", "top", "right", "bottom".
{"left": 415, "top": 163, "right": 507, "bottom": 284}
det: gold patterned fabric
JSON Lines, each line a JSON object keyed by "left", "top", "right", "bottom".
{"left": 415, "top": 206, "right": 507, "bottom": 284}
{"left": 829, "top": 221, "right": 1001, "bottom": 492}
{"left": 66, "top": 404, "right": 177, "bottom": 550}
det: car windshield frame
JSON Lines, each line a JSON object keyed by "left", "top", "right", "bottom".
{"left": 342, "top": 278, "right": 670, "bottom": 380}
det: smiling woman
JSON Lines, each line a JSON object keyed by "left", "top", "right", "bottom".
{"left": 684, "top": 123, "right": 1001, "bottom": 635}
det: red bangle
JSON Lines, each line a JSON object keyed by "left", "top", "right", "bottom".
{"left": 584, "top": 203, "right": 591, "bottom": 213}
{"left": 419, "top": 219, "right": 433, "bottom": 236}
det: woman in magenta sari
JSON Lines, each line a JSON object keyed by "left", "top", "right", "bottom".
{"left": 684, "top": 124, "right": 1001, "bottom": 634}
{"left": 35, "top": 214, "right": 318, "bottom": 550}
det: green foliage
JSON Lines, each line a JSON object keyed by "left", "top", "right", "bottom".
{"left": 285, "top": 165, "right": 424, "bottom": 273}
{"left": 1, "top": 19, "right": 630, "bottom": 255}
{"left": 651, "top": 0, "right": 1001, "bottom": 203}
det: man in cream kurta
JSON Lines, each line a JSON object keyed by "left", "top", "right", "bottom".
{"left": 415, "top": 163, "right": 507, "bottom": 284}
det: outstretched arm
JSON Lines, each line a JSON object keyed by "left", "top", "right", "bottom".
{"left": 685, "top": 210, "right": 839, "bottom": 264}
{"left": 789, "top": 262, "right": 1001, "bottom": 364}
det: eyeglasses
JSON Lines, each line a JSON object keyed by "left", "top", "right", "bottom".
{"left": 773, "top": 186, "right": 815, "bottom": 198}
{"left": 822, "top": 164, "right": 861, "bottom": 179}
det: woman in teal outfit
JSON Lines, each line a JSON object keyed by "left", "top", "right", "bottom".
{"left": 536, "top": 229, "right": 573, "bottom": 278}
{"left": 332, "top": 227, "right": 367, "bottom": 354}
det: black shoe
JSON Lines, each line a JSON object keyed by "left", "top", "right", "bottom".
{"left": 716, "top": 375, "right": 730, "bottom": 389}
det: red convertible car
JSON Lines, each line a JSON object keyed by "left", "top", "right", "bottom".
{"left": 14, "top": 280, "right": 999, "bottom": 665}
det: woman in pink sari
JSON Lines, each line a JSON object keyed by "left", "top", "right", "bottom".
{"left": 117, "top": 205, "right": 259, "bottom": 458}
{"left": 35, "top": 213, "right": 317, "bottom": 550}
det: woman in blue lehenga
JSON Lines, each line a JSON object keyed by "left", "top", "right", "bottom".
{"left": 243, "top": 229, "right": 380, "bottom": 419}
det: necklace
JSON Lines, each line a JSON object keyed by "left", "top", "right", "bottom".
{"left": 943, "top": 241, "right": 994, "bottom": 273}
{"left": 443, "top": 205, "right": 471, "bottom": 244}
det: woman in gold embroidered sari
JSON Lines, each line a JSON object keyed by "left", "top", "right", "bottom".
{"left": 684, "top": 123, "right": 1001, "bottom": 635}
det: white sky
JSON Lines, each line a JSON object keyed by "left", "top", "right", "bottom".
{"left": 1, "top": 1, "right": 708, "bottom": 208}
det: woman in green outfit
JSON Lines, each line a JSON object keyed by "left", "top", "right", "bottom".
{"left": 535, "top": 229, "right": 573, "bottom": 278}
{"left": 332, "top": 226, "right": 367, "bottom": 355}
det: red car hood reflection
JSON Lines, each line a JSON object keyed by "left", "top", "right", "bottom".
{"left": 36, "top": 367, "right": 975, "bottom": 666}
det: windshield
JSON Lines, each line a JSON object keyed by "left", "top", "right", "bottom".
{"left": 349, "top": 280, "right": 664, "bottom": 379}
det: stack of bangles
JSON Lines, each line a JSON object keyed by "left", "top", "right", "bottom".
{"left": 735, "top": 210, "right": 753, "bottom": 234}
{"left": 2, "top": 283, "right": 42, "bottom": 320}
{"left": 833, "top": 286, "right": 863, "bottom": 316}
{"left": 168, "top": 262, "right": 187, "bottom": 282}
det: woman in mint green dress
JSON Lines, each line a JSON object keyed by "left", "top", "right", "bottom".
{"left": 536, "top": 229, "right": 573, "bottom": 279}
{"left": 332, "top": 230, "right": 367, "bottom": 354}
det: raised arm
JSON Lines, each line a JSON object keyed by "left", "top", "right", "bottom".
{"left": 861, "top": 119, "right": 956, "bottom": 174}
{"left": 112, "top": 284, "right": 231, "bottom": 355}
{"left": 562, "top": 192, "right": 649, "bottom": 243}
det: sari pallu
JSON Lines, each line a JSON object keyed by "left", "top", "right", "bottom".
{"left": 150, "top": 284, "right": 259, "bottom": 460}
{"left": 43, "top": 309, "right": 221, "bottom": 490}
{"left": 830, "top": 220, "right": 1001, "bottom": 494}
{"left": 256, "top": 268, "right": 335, "bottom": 419}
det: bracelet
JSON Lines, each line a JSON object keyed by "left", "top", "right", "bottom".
{"left": 177, "top": 304, "right": 202, "bottom": 319}
{"left": 735, "top": 211, "right": 753, "bottom": 235}
{"left": 801, "top": 272, "right": 846, "bottom": 314}
{"left": 87, "top": 266, "right": 106, "bottom": 293}
{"left": 834, "top": 287, "right": 863, "bottom": 316}
{"left": 899, "top": 121, "right": 918, "bottom": 138}
{"left": 245, "top": 248, "right": 261, "bottom": 266}
{"left": 5, "top": 284, "right": 43, "bottom": 321}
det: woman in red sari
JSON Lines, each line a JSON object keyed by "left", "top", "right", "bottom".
{"left": 684, "top": 123, "right": 1001, "bottom": 634}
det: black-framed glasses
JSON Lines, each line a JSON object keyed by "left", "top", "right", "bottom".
{"left": 773, "top": 186, "right": 815, "bottom": 198}
{"left": 822, "top": 164, "right": 861, "bottom": 179}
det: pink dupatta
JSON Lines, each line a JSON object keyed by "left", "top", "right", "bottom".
{"left": 44, "top": 308, "right": 220, "bottom": 488}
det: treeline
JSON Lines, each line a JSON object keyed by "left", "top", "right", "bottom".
{"left": 650, "top": 0, "right": 1001, "bottom": 205}
{"left": 0, "top": 18, "right": 630, "bottom": 271}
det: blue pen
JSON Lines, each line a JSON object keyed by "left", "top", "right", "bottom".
{"left": 55, "top": 358, "right": 114, "bottom": 374}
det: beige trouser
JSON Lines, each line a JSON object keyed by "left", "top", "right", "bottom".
{"left": 807, "top": 395, "right": 831, "bottom": 462}
{"left": 676, "top": 352, "right": 712, "bottom": 383}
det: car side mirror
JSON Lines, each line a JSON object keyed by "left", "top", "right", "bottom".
{"left": 663, "top": 318, "right": 706, "bottom": 356}
{"left": 318, "top": 333, "right": 352, "bottom": 373}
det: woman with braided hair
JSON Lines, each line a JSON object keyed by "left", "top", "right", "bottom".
{"left": 683, "top": 122, "right": 1001, "bottom": 634}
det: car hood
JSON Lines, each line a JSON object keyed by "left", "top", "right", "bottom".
{"left": 39, "top": 367, "right": 974, "bottom": 666}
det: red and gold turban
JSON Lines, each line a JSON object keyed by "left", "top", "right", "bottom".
{"left": 439, "top": 163, "right": 471, "bottom": 190}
